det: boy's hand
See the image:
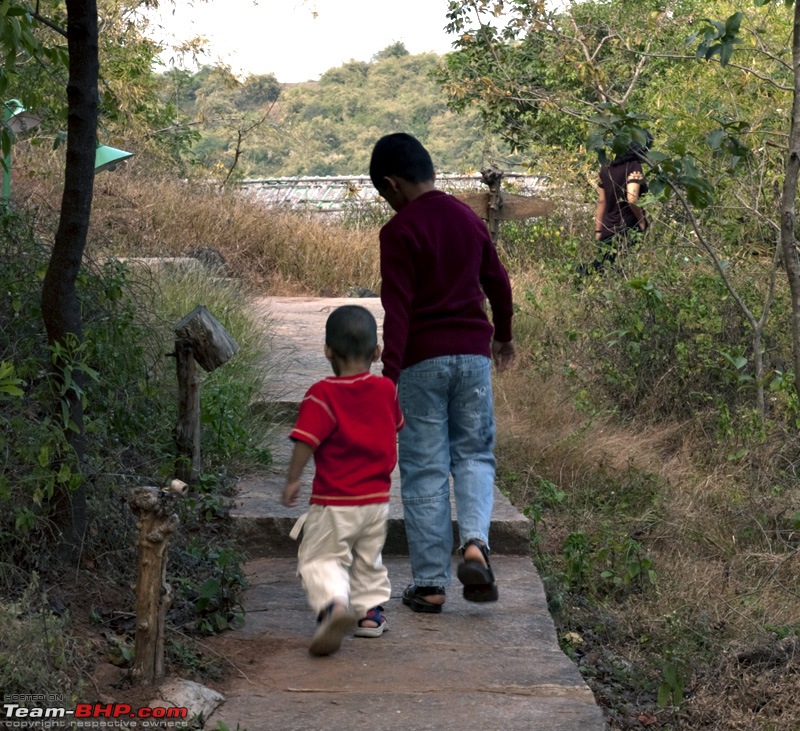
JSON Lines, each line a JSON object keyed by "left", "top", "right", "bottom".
{"left": 283, "top": 480, "right": 301, "bottom": 507}
{"left": 492, "top": 339, "right": 516, "bottom": 373}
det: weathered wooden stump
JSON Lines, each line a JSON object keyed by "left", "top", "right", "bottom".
{"left": 173, "top": 306, "right": 239, "bottom": 483}
{"left": 128, "top": 483, "right": 185, "bottom": 686}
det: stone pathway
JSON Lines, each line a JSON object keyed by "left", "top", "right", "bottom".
{"left": 203, "top": 297, "right": 607, "bottom": 731}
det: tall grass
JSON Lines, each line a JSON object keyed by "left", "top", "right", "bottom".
{"left": 495, "top": 220, "right": 800, "bottom": 729}
{"left": 15, "top": 152, "right": 382, "bottom": 296}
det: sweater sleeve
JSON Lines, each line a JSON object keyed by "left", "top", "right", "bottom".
{"left": 479, "top": 234, "right": 514, "bottom": 343}
{"left": 379, "top": 227, "right": 415, "bottom": 383}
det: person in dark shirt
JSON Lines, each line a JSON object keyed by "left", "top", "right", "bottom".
{"left": 585, "top": 134, "right": 651, "bottom": 275}
{"left": 369, "top": 132, "right": 515, "bottom": 613}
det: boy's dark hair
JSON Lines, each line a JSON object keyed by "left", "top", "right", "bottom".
{"left": 369, "top": 133, "right": 435, "bottom": 191}
{"left": 326, "top": 305, "right": 378, "bottom": 363}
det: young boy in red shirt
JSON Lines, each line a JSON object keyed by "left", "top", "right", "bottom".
{"left": 283, "top": 305, "right": 404, "bottom": 656}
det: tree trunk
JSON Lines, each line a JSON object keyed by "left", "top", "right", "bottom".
{"left": 40, "top": 0, "right": 99, "bottom": 565}
{"left": 781, "top": 1, "right": 800, "bottom": 411}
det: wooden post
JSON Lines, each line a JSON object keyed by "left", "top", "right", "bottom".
{"left": 174, "top": 339, "right": 201, "bottom": 484}
{"left": 172, "top": 306, "right": 239, "bottom": 484}
{"left": 482, "top": 165, "right": 505, "bottom": 244}
{"left": 454, "top": 171, "right": 555, "bottom": 243}
{"left": 174, "top": 305, "right": 239, "bottom": 372}
{"left": 128, "top": 484, "right": 183, "bottom": 686}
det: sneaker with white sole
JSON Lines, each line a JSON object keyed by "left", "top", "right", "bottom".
{"left": 309, "top": 602, "right": 357, "bottom": 656}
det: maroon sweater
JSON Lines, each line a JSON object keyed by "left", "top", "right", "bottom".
{"left": 379, "top": 190, "right": 514, "bottom": 383}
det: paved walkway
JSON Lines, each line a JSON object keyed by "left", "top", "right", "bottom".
{"left": 204, "top": 297, "right": 607, "bottom": 731}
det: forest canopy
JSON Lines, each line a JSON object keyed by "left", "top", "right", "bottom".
{"left": 155, "top": 43, "right": 518, "bottom": 178}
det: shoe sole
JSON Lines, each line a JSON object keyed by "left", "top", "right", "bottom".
{"left": 309, "top": 612, "right": 357, "bottom": 656}
{"left": 402, "top": 593, "right": 444, "bottom": 614}
{"left": 458, "top": 561, "right": 499, "bottom": 603}
{"left": 354, "top": 622, "right": 387, "bottom": 638}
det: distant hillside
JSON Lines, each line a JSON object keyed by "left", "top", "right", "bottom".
{"left": 158, "top": 43, "right": 519, "bottom": 178}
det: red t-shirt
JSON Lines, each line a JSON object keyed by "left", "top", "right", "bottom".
{"left": 289, "top": 372, "right": 404, "bottom": 506}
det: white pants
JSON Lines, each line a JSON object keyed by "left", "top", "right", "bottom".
{"left": 296, "top": 503, "right": 391, "bottom": 617}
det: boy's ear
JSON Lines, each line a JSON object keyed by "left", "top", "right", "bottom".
{"left": 373, "top": 345, "right": 382, "bottom": 363}
{"left": 382, "top": 176, "right": 401, "bottom": 195}
{"left": 324, "top": 345, "right": 334, "bottom": 362}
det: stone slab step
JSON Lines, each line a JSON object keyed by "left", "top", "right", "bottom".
{"left": 232, "top": 473, "right": 531, "bottom": 557}
{"left": 203, "top": 556, "right": 607, "bottom": 731}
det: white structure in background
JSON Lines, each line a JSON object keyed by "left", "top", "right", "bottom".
{"left": 237, "top": 173, "right": 548, "bottom": 215}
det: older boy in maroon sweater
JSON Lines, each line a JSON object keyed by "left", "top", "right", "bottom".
{"left": 369, "top": 133, "right": 515, "bottom": 613}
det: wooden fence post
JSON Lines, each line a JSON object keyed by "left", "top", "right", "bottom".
{"left": 172, "top": 306, "right": 239, "bottom": 484}
{"left": 454, "top": 170, "right": 555, "bottom": 241}
{"left": 128, "top": 482, "right": 186, "bottom": 686}
{"left": 174, "top": 339, "right": 200, "bottom": 484}
{"left": 482, "top": 165, "right": 504, "bottom": 244}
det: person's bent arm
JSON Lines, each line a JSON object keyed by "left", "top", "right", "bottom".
{"left": 283, "top": 440, "right": 314, "bottom": 507}
{"left": 626, "top": 182, "right": 647, "bottom": 231}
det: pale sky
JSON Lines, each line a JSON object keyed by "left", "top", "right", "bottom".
{"left": 146, "top": 0, "right": 459, "bottom": 83}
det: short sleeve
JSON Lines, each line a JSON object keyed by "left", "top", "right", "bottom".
{"left": 289, "top": 384, "right": 337, "bottom": 449}
{"left": 626, "top": 163, "right": 644, "bottom": 186}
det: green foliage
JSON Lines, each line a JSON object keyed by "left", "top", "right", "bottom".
{"left": 166, "top": 639, "right": 223, "bottom": 680}
{"left": 147, "top": 265, "right": 273, "bottom": 469}
{"left": 0, "top": 359, "right": 23, "bottom": 397}
{"left": 657, "top": 656, "right": 688, "bottom": 708}
{"left": 441, "top": 0, "right": 704, "bottom": 157}
{"left": 575, "top": 249, "right": 791, "bottom": 420}
{"left": 172, "top": 540, "right": 246, "bottom": 635}
{"left": 688, "top": 11, "right": 744, "bottom": 66}
{"left": 0, "top": 1, "right": 197, "bottom": 172}
{"left": 0, "top": 211, "right": 269, "bottom": 589}
{"left": 164, "top": 47, "right": 513, "bottom": 178}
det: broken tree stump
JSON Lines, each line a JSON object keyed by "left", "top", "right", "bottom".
{"left": 128, "top": 484, "right": 184, "bottom": 686}
{"left": 173, "top": 306, "right": 239, "bottom": 483}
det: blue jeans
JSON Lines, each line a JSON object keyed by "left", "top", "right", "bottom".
{"left": 398, "top": 355, "right": 496, "bottom": 588}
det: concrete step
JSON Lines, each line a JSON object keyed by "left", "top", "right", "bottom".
{"left": 204, "top": 556, "right": 607, "bottom": 731}
{"left": 231, "top": 469, "right": 531, "bottom": 558}
{"left": 232, "top": 418, "right": 531, "bottom": 558}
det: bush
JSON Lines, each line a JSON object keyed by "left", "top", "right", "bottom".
{"left": 0, "top": 206, "right": 274, "bottom": 689}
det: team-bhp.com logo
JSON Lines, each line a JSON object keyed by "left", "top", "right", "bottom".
{"left": 3, "top": 699, "right": 188, "bottom": 728}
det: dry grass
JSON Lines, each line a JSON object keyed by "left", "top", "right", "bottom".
{"left": 495, "top": 365, "right": 800, "bottom": 728}
{"left": 14, "top": 149, "right": 381, "bottom": 297}
{"left": 494, "top": 266, "right": 800, "bottom": 729}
